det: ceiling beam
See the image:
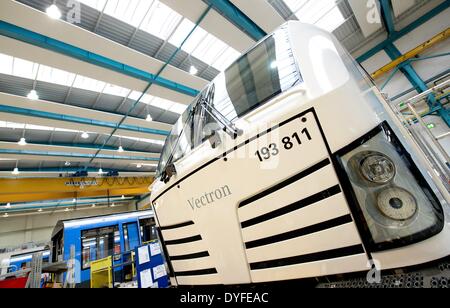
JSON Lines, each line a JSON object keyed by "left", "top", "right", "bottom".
{"left": 0, "top": 92, "right": 171, "bottom": 141}
{"left": 0, "top": 20, "right": 198, "bottom": 98}
{"left": 0, "top": 148, "right": 158, "bottom": 163}
{"left": 0, "top": 141, "right": 159, "bottom": 160}
{"left": 0, "top": 0, "right": 208, "bottom": 98}
{"left": 229, "top": 0, "right": 285, "bottom": 34}
{"left": 204, "top": 0, "right": 266, "bottom": 41}
{"left": 357, "top": 1, "right": 450, "bottom": 63}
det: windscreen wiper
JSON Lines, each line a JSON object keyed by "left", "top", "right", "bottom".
{"left": 200, "top": 84, "right": 243, "bottom": 139}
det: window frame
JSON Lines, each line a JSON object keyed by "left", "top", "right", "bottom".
{"left": 80, "top": 224, "right": 120, "bottom": 270}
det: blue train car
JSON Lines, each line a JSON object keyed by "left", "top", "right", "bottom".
{"left": 51, "top": 210, "right": 156, "bottom": 288}
{"left": 7, "top": 250, "right": 50, "bottom": 273}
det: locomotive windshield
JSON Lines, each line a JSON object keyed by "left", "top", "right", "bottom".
{"left": 156, "top": 25, "right": 302, "bottom": 178}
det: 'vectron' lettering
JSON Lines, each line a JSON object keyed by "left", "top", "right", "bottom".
{"left": 188, "top": 185, "right": 232, "bottom": 210}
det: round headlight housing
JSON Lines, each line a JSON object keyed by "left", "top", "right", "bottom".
{"left": 360, "top": 152, "right": 396, "bottom": 184}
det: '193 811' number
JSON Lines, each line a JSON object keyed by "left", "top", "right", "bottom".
{"left": 255, "top": 128, "right": 312, "bottom": 162}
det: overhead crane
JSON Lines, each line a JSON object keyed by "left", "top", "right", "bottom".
{"left": 0, "top": 176, "right": 153, "bottom": 203}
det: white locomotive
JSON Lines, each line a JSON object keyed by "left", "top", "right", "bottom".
{"left": 150, "top": 22, "right": 450, "bottom": 286}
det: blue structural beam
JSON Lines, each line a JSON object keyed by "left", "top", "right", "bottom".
{"left": 0, "top": 104, "right": 170, "bottom": 136}
{"left": 0, "top": 198, "right": 140, "bottom": 213}
{"left": 0, "top": 21, "right": 199, "bottom": 97}
{"left": 204, "top": 0, "right": 266, "bottom": 41}
{"left": 357, "top": 0, "right": 450, "bottom": 63}
{"left": 379, "top": 0, "right": 395, "bottom": 34}
{"left": 0, "top": 149, "right": 159, "bottom": 161}
{"left": 0, "top": 140, "right": 158, "bottom": 154}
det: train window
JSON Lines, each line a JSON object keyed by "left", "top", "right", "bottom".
{"left": 81, "top": 225, "right": 120, "bottom": 270}
{"left": 221, "top": 25, "right": 301, "bottom": 120}
{"left": 123, "top": 222, "right": 140, "bottom": 252}
{"left": 139, "top": 218, "right": 157, "bottom": 244}
{"left": 155, "top": 26, "right": 301, "bottom": 177}
{"left": 52, "top": 231, "right": 63, "bottom": 262}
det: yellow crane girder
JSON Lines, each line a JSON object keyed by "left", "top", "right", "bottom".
{"left": 0, "top": 177, "right": 153, "bottom": 203}
{"left": 371, "top": 28, "right": 450, "bottom": 80}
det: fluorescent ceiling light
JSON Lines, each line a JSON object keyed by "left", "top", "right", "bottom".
{"left": 12, "top": 167, "right": 20, "bottom": 175}
{"left": 5, "top": 203, "right": 11, "bottom": 208}
{"left": 118, "top": 146, "right": 124, "bottom": 153}
{"left": 81, "top": 132, "right": 90, "bottom": 139}
{"left": 146, "top": 114, "right": 153, "bottom": 122}
{"left": 18, "top": 137, "right": 27, "bottom": 146}
{"left": 189, "top": 66, "right": 198, "bottom": 75}
{"left": 46, "top": 4, "right": 62, "bottom": 19}
{"left": 27, "top": 90, "right": 39, "bottom": 100}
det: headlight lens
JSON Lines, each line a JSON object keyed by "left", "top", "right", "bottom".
{"left": 335, "top": 122, "right": 444, "bottom": 251}
{"left": 376, "top": 187, "right": 417, "bottom": 221}
{"left": 360, "top": 152, "right": 395, "bottom": 184}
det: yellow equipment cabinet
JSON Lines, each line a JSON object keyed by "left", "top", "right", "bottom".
{"left": 90, "top": 256, "right": 113, "bottom": 289}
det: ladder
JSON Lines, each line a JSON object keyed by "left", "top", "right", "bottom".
{"left": 394, "top": 79, "right": 450, "bottom": 192}
{"left": 25, "top": 252, "right": 43, "bottom": 288}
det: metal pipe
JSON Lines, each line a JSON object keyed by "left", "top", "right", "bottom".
{"left": 407, "top": 102, "right": 450, "bottom": 164}
{"left": 401, "top": 79, "right": 450, "bottom": 106}
{"left": 436, "top": 132, "right": 450, "bottom": 140}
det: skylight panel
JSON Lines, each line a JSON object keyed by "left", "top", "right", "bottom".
{"left": 116, "top": 134, "right": 165, "bottom": 146}
{"left": 212, "top": 47, "right": 241, "bottom": 71}
{"left": 169, "top": 104, "right": 187, "bottom": 114}
{"left": 169, "top": 18, "right": 196, "bottom": 47}
{"left": 284, "top": 0, "right": 345, "bottom": 32}
{"left": 148, "top": 96, "right": 173, "bottom": 110}
{"left": 77, "top": 0, "right": 108, "bottom": 11}
{"left": 104, "top": 0, "right": 151, "bottom": 28}
{"left": 182, "top": 26, "right": 208, "bottom": 54}
{"left": 140, "top": 1, "right": 183, "bottom": 40}
{"left": 314, "top": 6, "right": 346, "bottom": 32}
{"left": 128, "top": 91, "right": 143, "bottom": 101}
{"left": 192, "top": 34, "right": 228, "bottom": 66}
{"left": 283, "top": 0, "right": 309, "bottom": 13}
{"left": 0, "top": 54, "right": 13, "bottom": 75}
{"left": 0, "top": 121, "right": 77, "bottom": 133}
{"left": 103, "top": 84, "right": 131, "bottom": 97}
{"left": 73, "top": 75, "right": 106, "bottom": 92}
{"left": 37, "top": 65, "right": 76, "bottom": 87}
{"left": 12, "top": 58, "right": 39, "bottom": 79}
{"left": 168, "top": 19, "right": 240, "bottom": 71}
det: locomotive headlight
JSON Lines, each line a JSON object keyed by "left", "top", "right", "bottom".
{"left": 360, "top": 152, "right": 395, "bottom": 184}
{"left": 376, "top": 187, "right": 417, "bottom": 221}
{"left": 335, "top": 122, "right": 444, "bottom": 251}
